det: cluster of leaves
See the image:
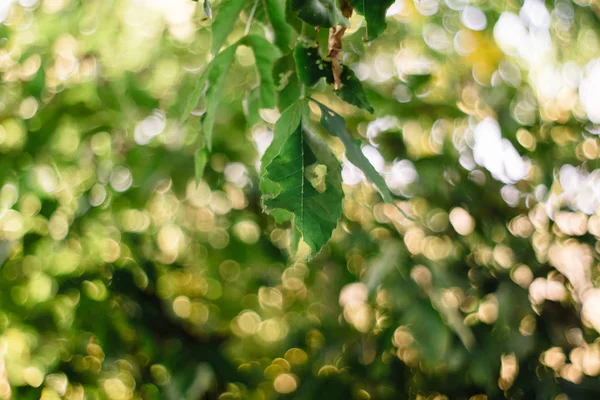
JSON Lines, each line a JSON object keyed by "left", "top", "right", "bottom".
{"left": 4, "top": 0, "right": 600, "bottom": 399}
{"left": 189, "top": 0, "right": 401, "bottom": 256}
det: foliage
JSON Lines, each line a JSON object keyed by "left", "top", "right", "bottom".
{"left": 2, "top": 0, "right": 600, "bottom": 399}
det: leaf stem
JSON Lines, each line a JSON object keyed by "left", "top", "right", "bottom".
{"left": 244, "top": 0, "right": 259, "bottom": 36}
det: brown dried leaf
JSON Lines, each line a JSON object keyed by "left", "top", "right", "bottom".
{"left": 328, "top": 0, "right": 353, "bottom": 90}
{"left": 328, "top": 26, "right": 344, "bottom": 90}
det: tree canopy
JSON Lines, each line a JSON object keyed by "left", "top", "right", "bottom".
{"left": 2, "top": 0, "right": 600, "bottom": 399}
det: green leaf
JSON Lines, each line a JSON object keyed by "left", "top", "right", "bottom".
{"left": 278, "top": 72, "right": 301, "bottom": 112}
{"left": 273, "top": 52, "right": 301, "bottom": 111}
{"left": 260, "top": 101, "right": 304, "bottom": 180}
{"left": 313, "top": 100, "right": 397, "bottom": 205}
{"left": 244, "top": 87, "right": 261, "bottom": 127}
{"left": 246, "top": 35, "right": 282, "bottom": 108}
{"left": 211, "top": 0, "right": 245, "bottom": 55}
{"left": 261, "top": 100, "right": 343, "bottom": 255}
{"left": 203, "top": 44, "right": 238, "bottom": 150}
{"left": 273, "top": 52, "right": 295, "bottom": 88}
{"left": 194, "top": 147, "right": 209, "bottom": 185}
{"left": 294, "top": 44, "right": 373, "bottom": 113}
{"left": 403, "top": 72, "right": 432, "bottom": 92}
{"left": 179, "top": 68, "right": 208, "bottom": 125}
{"left": 284, "top": 0, "right": 304, "bottom": 33}
{"left": 289, "top": 0, "right": 349, "bottom": 28}
{"left": 348, "top": 0, "right": 394, "bottom": 41}
{"left": 264, "top": 0, "right": 295, "bottom": 51}
{"left": 362, "top": 240, "right": 403, "bottom": 293}
{"left": 335, "top": 67, "right": 373, "bottom": 113}
{"left": 260, "top": 101, "right": 304, "bottom": 209}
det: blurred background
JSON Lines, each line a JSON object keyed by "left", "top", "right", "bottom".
{"left": 2, "top": 0, "right": 600, "bottom": 399}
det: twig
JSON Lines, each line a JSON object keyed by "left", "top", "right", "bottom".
{"left": 244, "top": 0, "right": 259, "bottom": 36}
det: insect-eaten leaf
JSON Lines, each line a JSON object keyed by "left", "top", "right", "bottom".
{"left": 194, "top": 147, "right": 209, "bottom": 185}
{"left": 289, "top": 0, "right": 349, "bottom": 28}
{"left": 348, "top": 0, "right": 394, "bottom": 41}
{"left": 294, "top": 43, "right": 333, "bottom": 86}
{"left": 260, "top": 100, "right": 343, "bottom": 256}
{"left": 294, "top": 44, "right": 373, "bottom": 113}
{"left": 305, "top": 163, "right": 327, "bottom": 192}
{"left": 313, "top": 100, "right": 398, "bottom": 206}
{"left": 333, "top": 67, "right": 373, "bottom": 113}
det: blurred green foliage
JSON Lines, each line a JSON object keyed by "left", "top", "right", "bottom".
{"left": 3, "top": 0, "right": 600, "bottom": 399}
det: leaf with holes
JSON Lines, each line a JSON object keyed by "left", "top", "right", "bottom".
{"left": 334, "top": 67, "right": 373, "bottom": 113}
{"left": 261, "top": 100, "right": 343, "bottom": 255}
{"left": 294, "top": 44, "right": 333, "bottom": 86}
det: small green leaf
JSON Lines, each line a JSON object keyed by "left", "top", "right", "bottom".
{"left": 261, "top": 100, "right": 343, "bottom": 255}
{"left": 403, "top": 72, "right": 432, "bottom": 90}
{"left": 246, "top": 35, "right": 282, "bottom": 108}
{"left": 294, "top": 44, "right": 372, "bottom": 113}
{"left": 244, "top": 87, "right": 261, "bottom": 127}
{"left": 203, "top": 43, "right": 238, "bottom": 150}
{"left": 211, "top": 0, "right": 245, "bottom": 55}
{"left": 335, "top": 67, "right": 373, "bottom": 113}
{"left": 362, "top": 240, "right": 403, "bottom": 293}
{"left": 179, "top": 69, "right": 208, "bottom": 125}
{"left": 289, "top": 0, "right": 349, "bottom": 28}
{"left": 194, "top": 147, "right": 209, "bottom": 185}
{"left": 289, "top": 225, "right": 302, "bottom": 255}
{"left": 313, "top": 100, "right": 397, "bottom": 205}
{"left": 264, "top": 0, "right": 295, "bottom": 51}
{"left": 348, "top": 0, "right": 394, "bottom": 41}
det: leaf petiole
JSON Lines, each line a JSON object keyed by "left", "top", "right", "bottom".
{"left": 244, "top": 0, "right": 260, "bottom": 36}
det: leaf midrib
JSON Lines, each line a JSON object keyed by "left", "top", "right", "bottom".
{"left": 299, "top": 122, "right": 305, "bottom": 237}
